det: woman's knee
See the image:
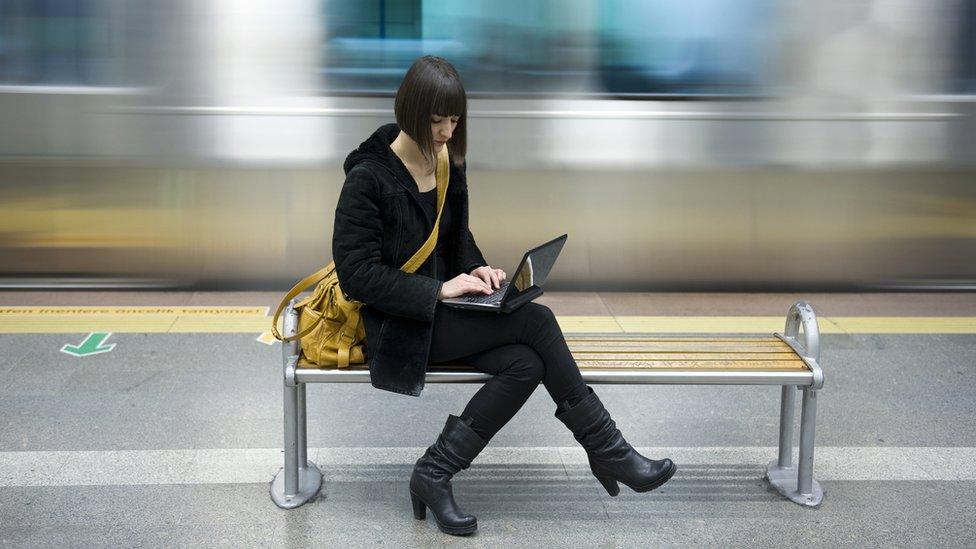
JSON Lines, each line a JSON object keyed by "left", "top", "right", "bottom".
{"left": 518, "top": 302, "right": 558, "bottom": 329}
{"left": 497, "top": 344, "right": 545, "bottom": 384}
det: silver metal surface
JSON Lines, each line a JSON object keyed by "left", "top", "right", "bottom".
{"left": 765, "top": 386, "right": 824, "bottom": 508}
{"left": 293, "top": 367, "right": 815, "bottom": 385}
{"left": 777, "top": 385, "right": 796, "bottom": 469}
{"left": 281, "top": 373, "right": 299, "bottom": 497}
{"left": 797, "top": 387, "right": 820, "bottom": 496}
{"left": 272, "top": 301, "right": 323, "bottom": 509}
{"left": 782, "top": 301, "right": 820, "bottom": 364}
{"left": 284, "top": 301, "right": 300, "bottom": 359}
{"left": 297, "top": 383, "right": 308, "bottom": 470}
{"left": 270, "top": 462, "right": 322, "bottom": 510}
{"left": 776, "top": 301, "right": 825, "bottom": 390}
{"left": 765, "top": 459, "right": 824, "bottom": 508}
{"left": 766, "top": 301, "right": 825, "bottom": 506}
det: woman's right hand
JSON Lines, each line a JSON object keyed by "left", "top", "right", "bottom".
{"left": 438, "top": 273, "right": 494, "bottom": 299}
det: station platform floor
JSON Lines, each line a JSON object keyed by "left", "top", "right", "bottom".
{"left": 1, "top": 291, "right": 974, "bottom": 547}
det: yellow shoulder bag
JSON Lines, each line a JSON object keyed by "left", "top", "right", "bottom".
{"left": 271, "top": 146, "right": 451, "bottom": 367}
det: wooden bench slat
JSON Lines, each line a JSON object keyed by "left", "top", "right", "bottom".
{"left": 293, "top": 336, "right": 808, "bottom": 371}
{"left": 563, "top": 334, "right": 782, "bottom": 343}
{"left": 294, "top": 361, "right": 806, "bottom": 371}
{"left": 574, "top": 360, "right": 806, "bottom": 370}
{"left": 572, "top": 352, "right": 803, "bottom": 360}
{"left": 568, "top": 345, "right": 793, "bottom": 353}
{"left": 566, "top": 339, "right": 792, "bottom": 345}
{"left": 296, "top": 359, "right": 806, "bottom": 370}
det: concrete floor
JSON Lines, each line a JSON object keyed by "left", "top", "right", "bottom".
{"left": 1, "top": 291, "right": 974, "bottom": 548}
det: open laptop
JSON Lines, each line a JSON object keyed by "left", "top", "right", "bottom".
{"left": 441, "top": 234, "right": 568, "bottom": 314}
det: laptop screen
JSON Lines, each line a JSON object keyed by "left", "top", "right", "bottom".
{"left": 503, "top": 234, "right": 567, "bottom": 301}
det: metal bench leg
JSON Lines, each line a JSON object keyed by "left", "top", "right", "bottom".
{"left": 270, "top": 303, "right": 322, "bottom": 509}
{"left": 295, "top": 382, "right": 322, "bottom": 492}
{"left": 297, "top": 383, "right": 308, "bottom": 469}
{"left": 768, "top": 301, "right": 825, "bottom": 507}
{"left": 765, "top": 384, "right": 823, "bottom": 507}
{"left": 777, "top": 385, "right": 795, "bottom": 468}
{"left": 796, "top": 387, "right": 822, "bottom": 503}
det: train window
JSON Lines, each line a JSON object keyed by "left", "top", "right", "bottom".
{"left": 320, "top": 0, "right": 775, "bottom": 98}
{"left": 957, "top": 0, "right": 976, "bottom": 93}
{"left": 596, "top": 0, "right": 775, "bottom": 97}
{"left": 320, "top": 0, "right": 426, "bottom": 93}
{"left": 0, "top": 0, "right": 143, "bottom": 86}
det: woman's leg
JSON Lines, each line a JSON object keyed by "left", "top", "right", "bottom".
{"left": 429, "top": 302, "right": 589, "bottom": 410}
{"left": 447, "top": 344, "right": 545, "bottom": 441}
{"left": 428, "top": 302, "right": 676, "bottom": 498}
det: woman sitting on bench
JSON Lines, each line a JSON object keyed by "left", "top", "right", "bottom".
{"left": 331, "top": 55, "right": 676, "bottom": 536}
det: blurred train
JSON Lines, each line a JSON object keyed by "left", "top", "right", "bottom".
{"left": 1, "top": 0, "right": 974, "bottom": 291}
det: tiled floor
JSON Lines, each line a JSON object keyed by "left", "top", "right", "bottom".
{"left": 1, "top": 291, "right": 974, "bottom": 547}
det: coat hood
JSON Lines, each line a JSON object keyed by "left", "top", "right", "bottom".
{"left": 343, "top": 123, "right": 401, "bottom": 176}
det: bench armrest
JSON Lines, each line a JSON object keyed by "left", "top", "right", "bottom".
{"left": 281, "top": 299, "right": 301, "bottom": 388}
{"left": 776, "top": 301, "right": 824, "bottom": 390}
{"left": 784, "top": 301, "right": 819, "bottom": 363}
{"left": 282, "top": 299, "right": 301, "bottom": 358}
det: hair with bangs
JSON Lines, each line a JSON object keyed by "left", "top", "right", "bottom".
{"left": 394, "top": 56, "right": 467, "bottom": 170}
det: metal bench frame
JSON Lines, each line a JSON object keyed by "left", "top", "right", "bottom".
{"left": 270, "top": 300, "right": 825, "bottom": 509}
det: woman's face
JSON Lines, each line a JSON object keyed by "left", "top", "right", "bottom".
{"left": 430, "top": 114, "right": 459, "bottom": 152}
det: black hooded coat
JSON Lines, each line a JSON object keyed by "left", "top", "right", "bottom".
{"left": 332, "top": 123, "right": 488, "bottom": 396}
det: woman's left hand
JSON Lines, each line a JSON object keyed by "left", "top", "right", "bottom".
{"left": 470, "top": 265, "right": 506, "bottom": 290}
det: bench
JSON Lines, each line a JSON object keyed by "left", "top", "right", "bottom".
{"left": 270, "top": 300, "right": 825, "bottom": 509}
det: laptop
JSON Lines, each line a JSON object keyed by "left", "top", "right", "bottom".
{"left": 441, "top": 234, "right": 568, "bottom": 313}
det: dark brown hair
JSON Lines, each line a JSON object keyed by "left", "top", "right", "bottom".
{"left": 394, "top": 56, "right": 467, "bottom": 170}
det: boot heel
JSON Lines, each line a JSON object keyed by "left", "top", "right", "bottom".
{"left": 597, "top": 476, "right": 620, "bottom": 497}
{"left": 410, "top": 492, "right": 426, "bottom": 520}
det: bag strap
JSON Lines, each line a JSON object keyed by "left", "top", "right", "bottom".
{"left": 271, "top": 262, "right": 336, "bottom": 342}
{"left": 336, "top": 308, "right": 362, "bottom": 367}
{"left": 270, "top": 146, "right": 451, "bottom": 343}
{"left": 401, "top": 145, "right": 450, "bottom": 273}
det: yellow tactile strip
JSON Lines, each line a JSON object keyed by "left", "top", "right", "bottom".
{"left": 0, "top": 307, "right": 973, "bottom": 334}
{"left": 0, "top": 306, "right": 267, "bottom": 333}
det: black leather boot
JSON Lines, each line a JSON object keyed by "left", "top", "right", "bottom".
{"left": 409, "top": 414, "right": 488, "bottom": 535}
{"left": 555, "top": 386, "right": 676, "bottom": 496}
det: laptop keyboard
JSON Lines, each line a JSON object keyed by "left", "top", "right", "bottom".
{"left": 456, "top": 281, "right": 510, "bottom": 304}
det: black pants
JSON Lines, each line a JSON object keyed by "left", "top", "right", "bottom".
{"left": 428, "top": 301, "right": 590, "bottom": 442}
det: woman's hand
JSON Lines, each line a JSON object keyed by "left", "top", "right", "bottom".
{"left": 470, "top": 265, "right": 506, "bottom": 290}
{"left": 438, "top": 273, "right": 494, "bottom": 299}
{"left": 436, "top": 266, "right": 507, "bottom": 300}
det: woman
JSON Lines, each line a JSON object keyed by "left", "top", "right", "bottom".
{"left": 332, "top": 56, "right": 676, "bottom": 536}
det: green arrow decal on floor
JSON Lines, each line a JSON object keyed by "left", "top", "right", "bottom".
{"left": 61, "top": 332, "right": 116, "bottom": 357}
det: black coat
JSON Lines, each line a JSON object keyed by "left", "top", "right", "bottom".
{"left": 332, "top": 123, "right": 488, "bottom": 396}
